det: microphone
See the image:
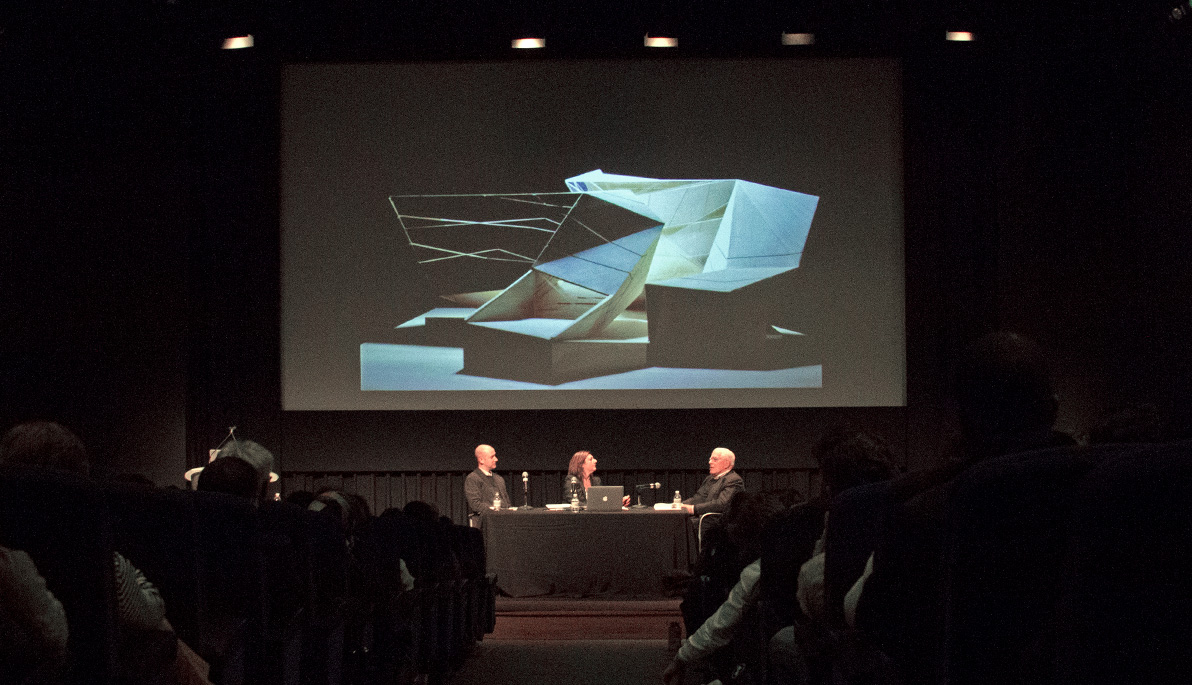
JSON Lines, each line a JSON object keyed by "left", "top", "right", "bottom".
{"left": 630, "top": 482, "right": 660, "bottom": 508}
{"left": 521, "top": 471, "right": 534, "bottom": 509}
{"left": 567, "top": 475, "right": 580, "bottom": 511}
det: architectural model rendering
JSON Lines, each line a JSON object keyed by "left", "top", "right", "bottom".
{"left": 372, "top": 170, "right": 820, "bottom": 387}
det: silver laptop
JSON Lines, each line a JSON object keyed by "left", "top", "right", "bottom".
{"left": 585, "top": 485, "right": 624, "bottom": 511}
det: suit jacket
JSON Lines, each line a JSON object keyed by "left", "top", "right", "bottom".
{"left": 562, "top": 475, "right": 600, "bottom": 504}
{"left": 464, "top": 468, "right": 510, "bottom": 520}
{"left": 684, "top": 470, "right": 745, "bottom": 516}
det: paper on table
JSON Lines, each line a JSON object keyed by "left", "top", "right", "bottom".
{"left": 653, "top": 503, "right": 683, "bottom": 510}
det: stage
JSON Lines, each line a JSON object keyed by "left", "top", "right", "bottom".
{"left": 491, "top": 597, "right": 684, "bottom": 642}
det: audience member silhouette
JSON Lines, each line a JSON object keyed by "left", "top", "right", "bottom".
{"left": 195, "top": 452, "right": 263, "bottom": 502}
{"left": 765, "top": 427, "right": 896, "bottom": 685}
{"left": 309, "top": 489, "right": 373, "bottom": 561}
{"left": 196, "top": 439, "right": 275, "bottom": 506}
{"left": 847, "top": 331, "right": 1073, "bottom": 685}
{"left": 665, "top": 491, "right": 787, "bottom": 685}
{"left": 401, "top": 500, "right": 441, "bottom": 525}
{"left": 0, "top": 544, "right": 69, "bottom": 684}
{"left": 0, "top": 421, "right": 89, "bottom": 475}
{"left": 0, "top": 421, "right": 174, "bottom": 680}
{"left": 796, "top": 427, "right": 896, "bottom": 622}
{"left": 284, "top": 490, "right": 317, "bottom": 508}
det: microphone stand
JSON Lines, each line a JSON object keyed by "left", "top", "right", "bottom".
{"left": 630, "top": 484, "right": 648, "bottom": 508}
{"left": 521, "top": 474, "right": 534, "bottom": 509}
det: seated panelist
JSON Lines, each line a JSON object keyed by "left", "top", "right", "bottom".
{"left": 465, "top": 444, "right": 509, "bottom": 525}
{"left": 563, "top": 451, "right": 631, "bottom": 506}
{"left": 680, "top": 447, "right": 745, "bottom": 515}
{"left": 563, "top": 450, "right": 600, "bottom": 504}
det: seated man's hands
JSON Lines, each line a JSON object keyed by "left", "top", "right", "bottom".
{"left": 681, "top": 504, "right": 694, "bottom": 515}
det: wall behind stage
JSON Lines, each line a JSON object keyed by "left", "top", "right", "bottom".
{"left": 278, "top": 407, "right": 908, "bottom": 472}
{"left": 3, "top": 5, "right": 1189, "bottom": 483}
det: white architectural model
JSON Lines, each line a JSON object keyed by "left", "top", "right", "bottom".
{"left": 389, "top": 170, "right": 819, "bottom": 384}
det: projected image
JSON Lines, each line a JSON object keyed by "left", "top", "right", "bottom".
{"left": 361, "top": 170, "right": 822, "bottom": 390}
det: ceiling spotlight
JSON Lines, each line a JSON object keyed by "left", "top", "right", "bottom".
{"left": 945, "top": 31, "right": 974, "bottom": 42}
{"left": 644, "top": 34, "right": 678, "bottom": 48}
{"left": 222, "top": 34, "right": 254, "bottom": 49}
{"left": 512, "top": 38, "right": 546, "bottom": 49}
{"left": 781, "top": 32, "right": 815, "bottom": 46}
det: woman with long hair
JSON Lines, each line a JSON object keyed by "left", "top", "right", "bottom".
{"left": 563, "top": 450, "right": 600, "bottom": 504}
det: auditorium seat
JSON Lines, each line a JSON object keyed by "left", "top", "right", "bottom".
{"left": 357, "top": 510, "right": 431, "bottom": 681}
{"left": 260, "top": 500, "right": 351, "bottom": 685}
{"left": 938, "top": 444, "right": 1119, "bottom": 685}
{"left": 822, "top": 480, "right": 893, "bottom": 629}
{"left": 758, "top": 500, "right": 826, "bottom": 635}
{"left": 1054, "top": 440, "right": 1192, "bottom": 685}
{"left": 192, "top": 490, "right": 269, "bottom": 685}
{"left": 0, "top": 466, "right": 119, "bottom": 685}
{"left": 105, "top": 480, "right": 202, "bottom": 647}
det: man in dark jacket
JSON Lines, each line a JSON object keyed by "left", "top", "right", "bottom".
{"left": 682, "top": 447, "right": 745, "bottom": 516}
{"left": 464, "top": 444, "right": 509, "bottom": 526}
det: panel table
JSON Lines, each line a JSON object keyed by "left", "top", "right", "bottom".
{"left": 480, "top": 508, "right": 693, "bottom": 598}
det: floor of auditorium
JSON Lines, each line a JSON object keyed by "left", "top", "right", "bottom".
{"left": 446, "top": 598, "right": 682, "bottom": 685}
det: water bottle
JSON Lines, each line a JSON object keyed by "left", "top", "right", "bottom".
{"left": 570, "top": 490, "right": 581, "bottom": 512}
{"left": 673, "top": 490, "right": 682, "bottom": 508}
{"left": 492, "top": 491, "right": 501, "bottom": 510}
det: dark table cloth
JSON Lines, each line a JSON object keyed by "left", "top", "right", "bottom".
{"left": 480, "top": 508, "right": 693, "bottom": 598}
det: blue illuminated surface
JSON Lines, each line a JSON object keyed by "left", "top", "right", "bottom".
{"left": 361, "top": 343, "right": 821, "bottom": 391}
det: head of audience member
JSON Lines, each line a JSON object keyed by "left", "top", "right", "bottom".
{"left": 474, "top": 444, "right": 497, "bottom": 473}
{"left": 196, "top": 453, "right": 262, "bottom": 502}
{"left": 708, "top": 447, "right": 735, "bottom": 477}
{"left": 721, "top": 491, "right": 787, "bottom": 563}
{"left": 1088, "top": 403, "right": 1166, "bottom": 445}
{"left": 199, "top": 439, "right": 275, "bottom": 505}
{"left": 567, "top": 451, "right": 597, "bottom": 481}
{"left": 815, "top": 426, "right": 896, "bottom": 501}
{"left": 344, "top": 492, "right": 372, "bottom": 522}
{"left": 309, "top": 490, "right": 352, "bottom": 532}
{"left": 0, "top": 421, "right": 89, "bottom": 476}
{"left": 284, "top": 490, "right": 317, "bottom": 508}
{"left": 403, "top": 500, "right": 440, "bottom": 525}
{"left": 954, "top": 331, "right": 1058, "bottom": 455}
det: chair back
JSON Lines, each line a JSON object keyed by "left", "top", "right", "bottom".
{"left": 823, "top": 480, "right": 893, "bottom": 628}
{"left": 105, "top": 481, "right": 201, "bottom": 644}
{"left": 0, "top": 466, "right": 118, "bottom": 685}
{"left": 1053, "top": 440, "right": 1192, "bottom": 685}
{"left": 939, "top": 444, "right": 1120, "bottom": 685}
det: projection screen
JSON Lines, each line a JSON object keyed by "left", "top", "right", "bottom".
{"left": 281, "top": 58, "right": 904, "bottom": 410}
